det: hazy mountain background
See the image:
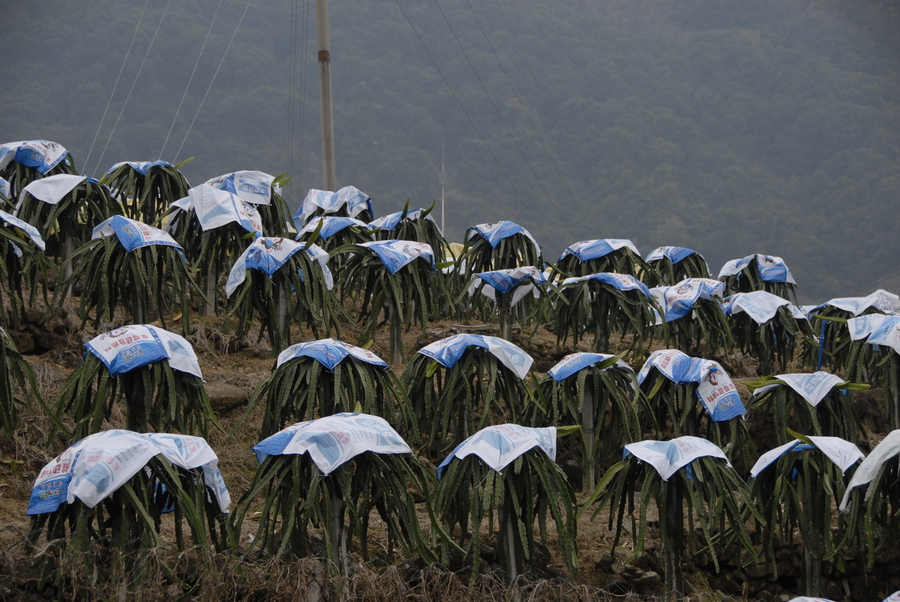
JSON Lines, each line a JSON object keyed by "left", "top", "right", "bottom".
{"left": 1, "top": 0, "right": 898, "bottom": 303}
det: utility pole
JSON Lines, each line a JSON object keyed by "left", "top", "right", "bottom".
{"left": 316, "top": 0, "right": 337, "bottom": 191}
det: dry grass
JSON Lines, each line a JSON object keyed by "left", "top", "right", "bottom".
{"left": 5, "top": 307, "right": 899, "bottom": 600}
{"left": 0, "top": 523, "right": 693, "bottom": 602}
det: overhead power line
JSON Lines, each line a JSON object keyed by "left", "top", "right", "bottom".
{"left": 83, "top": 0, "right": 151, "bottom": 174}
{"left": 287, "top": 0, "right": 299, "bottom": 184}
{"left": 490, "top": 0, "right": 642, "bottom": 241}
{"left": 159, "top": 0, "right": 225, "bottom": 160}
{"left": 175, "top": 0, "right": 254, "bottom": 163}
{"left": 393, "top": 0, "right": 553, "bottom": 244}
{"left": 430, "top": 0, "right": 575, "bottom": 242}
{"left": 286, "top": 0, "right": 311, "bottom": 204}
{"left": 297, "top": 0, "right": 311, "bottom": 197}
{"left": 462, "top": 0, "right": 596, "bottom": 235}
{"left": 491, "top": 0, "right": 551, "bottom": 119}
{"left": 92, "top": 0, "right": 173, "bottom": 177}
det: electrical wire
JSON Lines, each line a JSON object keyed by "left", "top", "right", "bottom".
{"left": 286, "top": 0, "right": 299, "bottom": 182}
{"left": 92, "top": 0, "right": 174, "bottom": 177}
{"left": 174, "top": 0, "right": 255, "bottom": 163}
{"left": 393, "top": 0, "right": 552, "bottom": 244}
{"left": 491, "top": 0, "right": 551, "bottom": 120}
{"left": 61, "top": 0, "right": 94, "bottom": 56}
{"left": 297, "top": 0, "right": 311, "bottom": 196}
{"left": 83, "top": 0, "right": 151, "bottom": 174}
{"left": 491, "top": 0, "right": 642, "bottom": 242}
{"left": 430, "top": 0, "right": 575, "bottom": 242}
{"left": 159, "top": 0, "right": 225, "bottom": 160}
{"left": 462, "top": 0, "right": 596, "bottom": 234}
{"left": 286, "top": 0, "right": 310, "bottom": 205}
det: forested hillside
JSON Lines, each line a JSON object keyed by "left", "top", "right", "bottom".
{"left": 1, "top": 0, "right": 897, "bottom": 302}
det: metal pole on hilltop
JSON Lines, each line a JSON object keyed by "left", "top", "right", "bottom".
{"left": 316, "top": 0, "right": 337, "bottom": 191}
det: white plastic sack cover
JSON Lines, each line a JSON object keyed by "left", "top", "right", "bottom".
{"left": 296, "top": 216, "right": 369, "bottom": 240}
{"left": 847, "top": 314, "right": 893, "bottom": 342}
{"left": 106, "top": 160, "right": 173, "bottom": 176}
{"left": 750, "top": 436, "right": 864, "bottom": 478}
{"left": 225, "top": 238, "right": 331, "bottom": 296}
{"left": 436, "top": 424, "right": 556, "bottom": 481}
{"left": 548, "top": 352, "right": 632, "bottom": 382}
{"left": 0, "top": 210, "right": 45, "bottom": 251}
{"left": 558, "top": 239, "right": 639, "bottom": 263}
{"left": 761, "top": 372, "right": 846, "bottom": 407}
{"left": 276, "top": 338, "right": 388, "bottom": 370}
{"left": 651, "top": 278, "right": 724, "bottom": 323}
{"left": 252, "top": 413, "right": 410, "bottom": 475}
{"left": 561, "top": 272, "right": 651, "bottom": 298}
{"left": 417, "top": 333, "right": 533, "bottom": 379}
{"left": 860, "top": 315, "right": 900, "bottom": 355}
{"left": 840, "top": 430, "right": 900, "bottom": 511}
{"left": 467, "top": 266, "right": 544, "bottom": 307}
{"left": 0, "top": 140, "right": 68, "bottom": 174}
{"left": 695, "top": 361, "right": 746, "bottom": 422}
{"left": 27, "top": 430, "right": 230, "bottom": 515}
{"left": 359, "top": 240, "right": 435, "bottom": 275}
{"left": 92, "top": 215, "right": 182, "bottom": 252}
{"left": 624, "top": 437, "right": 730, "bottom": 481}
{"left": 369, "top": 208, "right": 436, "bottom": 232}
{"left": 639, "top": 351, "right": 745, "bottom": 421}
{"left": 295, "top": 186, "right": 373, "bottom": 226}
{"left": 797, "top": 305, "right": 817, "bottom": 319}
{"left": 637, "top": 349, "right": 693, "bottom": 384}
{"left": 185, "top": 184, "right": 263, "bottom": 234}
{"left": 467, "top": 221, "right": 539, "bottom": 254}
{"left": 718, "top": 254, "right": 795, "bottom": 284}
{"left": 645, "top": 246, "right": 703, "bottom": 267}
{"left": 18, "top": 174, "right": 86, "bottom": 205}
{"left": 813, "top": 289, "right": 900, "bottom": 317}
{"left": 725, "top": 291, "right": 794, "bottom": 324}
{"left": 687, "top": 278, "right": 725, "bottom": 298}
{"left": 204, "top": 170, "right": 276, "bottom": 206}
{"left": 84, "top": 324, "right": 202, "bottom": 378}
